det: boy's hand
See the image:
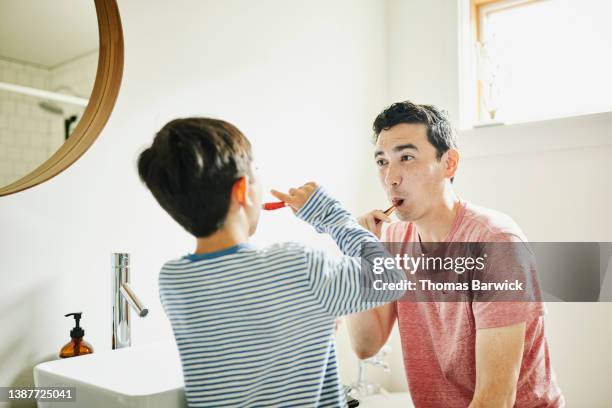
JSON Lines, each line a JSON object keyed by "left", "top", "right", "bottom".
{"left": 271, "top": 182, "right": 318, "bottom": 213}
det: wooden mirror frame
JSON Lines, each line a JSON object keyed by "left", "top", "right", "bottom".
{"left": 0, "top": 0, "right": 123, "bottom": 196}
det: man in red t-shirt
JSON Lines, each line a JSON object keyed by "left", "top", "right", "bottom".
{"left": 347, "top": 101, "right": 564, "bottom": 407}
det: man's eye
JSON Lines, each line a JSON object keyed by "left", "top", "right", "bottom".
{"left": 376, "top": 159, "right": 387, "bottom": 167}
{"left": 401, "top": 155, "right": 413, "bottom": 162}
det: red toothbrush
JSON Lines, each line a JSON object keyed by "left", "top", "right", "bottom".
{"left": 262, "top": 201, "right": 288, "bottom": 210}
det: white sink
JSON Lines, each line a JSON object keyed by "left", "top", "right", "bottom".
{"left": 34, "top": 342, "right": 186, "bottom": 408}
{"left": 34, "top": 341, "right": 412, "bottom": 408}
{"left": 358, "top": 392, "right": 414, "bottom": 408}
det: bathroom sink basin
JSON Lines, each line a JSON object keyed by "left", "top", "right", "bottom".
{"left": 358, "top": 392, "right": 414, "bottom": 408}
{"left": 34, "top": 341, "right": 412, "bottom": 408}
{"left": 34, "top": 342, "right": 186, "bottom": 408}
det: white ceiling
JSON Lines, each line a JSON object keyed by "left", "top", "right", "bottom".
{"left": 0, "top": 0, "right": 98, "bottom": 68}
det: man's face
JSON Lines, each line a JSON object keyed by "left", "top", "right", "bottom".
{"left": 374, "top": 123, "right": 448, "bottom": 222}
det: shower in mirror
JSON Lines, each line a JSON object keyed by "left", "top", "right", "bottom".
{"left": 37, "top": 86, "right": 86, "bottom": 140}
{"left": 0, "top": 0, "right": 99, "bottom": 187}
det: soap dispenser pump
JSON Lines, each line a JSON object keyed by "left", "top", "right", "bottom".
{"left": 59, "top": 312, "right": 94, "bottom": 358}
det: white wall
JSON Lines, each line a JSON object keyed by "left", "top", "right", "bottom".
{"left": 386, "top": 0, "right": 612, "bottom": 405}
{"left": 0, "top": 0, "right": 388, "bottom": 404}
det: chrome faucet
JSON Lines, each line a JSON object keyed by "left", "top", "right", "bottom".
{"left": 349, "top": 345, "right": 391, "bottom": 398}
{"left": 112, "top": 253, "right": 148, "bottom": 349}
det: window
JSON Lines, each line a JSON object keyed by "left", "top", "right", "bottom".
{"left": 466, "top": 0, "right": 612, "bottom": 126}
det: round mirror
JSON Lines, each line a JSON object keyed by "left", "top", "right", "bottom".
{"left": 0, "top": 0, "right": 123, "bottom": 196}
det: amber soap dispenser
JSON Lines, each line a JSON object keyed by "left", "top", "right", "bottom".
{"left": 59, "top": 312, "right": 94, "bottom": 358}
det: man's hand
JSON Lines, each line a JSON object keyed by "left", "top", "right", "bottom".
{"left": 357, "top": 209, "right": 393, "bottom": 238}
{"left": 271, "top": 182, "right": 318, "bottom": 213}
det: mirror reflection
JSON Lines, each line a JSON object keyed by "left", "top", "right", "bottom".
{"left": 0, "top": 0, "right": 98, "bottom": 187}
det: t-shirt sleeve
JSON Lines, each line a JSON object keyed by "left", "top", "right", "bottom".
{"left": 473, "top": 302, "right": 545, "bottom": 330}
{"left": 472, "top": 233, "right": 546, "bottom": 330}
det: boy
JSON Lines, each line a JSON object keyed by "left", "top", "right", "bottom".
{"left": 137, "top": 118, "right": 403, "bottom": 407}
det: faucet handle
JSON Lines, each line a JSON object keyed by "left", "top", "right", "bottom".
{"left": 120, "top": 282, "right": 148, "bottom": 317}
{"left": 363, "top": 344, "right": 391, "bottom": 368}
{"left": 377, "top": 344, "right": 391, "bottom": 357}
{"left": 370, "top": 360, "right": 391, "bottom": 372}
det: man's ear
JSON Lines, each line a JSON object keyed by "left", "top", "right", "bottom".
{"left": 231, "top": 176, "right": 253, "bottom": 207}
{"left": 443, "top": 148, "right": 460, "bottom": 180}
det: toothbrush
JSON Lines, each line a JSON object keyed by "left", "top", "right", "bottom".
{"left": 262, "top": 201, "right": 288, "bottom": 210}
{"left": 263, "top": 202, "right": 395, "bottom": 221}
{"left": 374, "top": 205, "right": 396, "bottom": 224}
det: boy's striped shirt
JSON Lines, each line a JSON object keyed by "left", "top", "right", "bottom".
{"left": 159, "top": 187, "right": 403, "bottom": 407}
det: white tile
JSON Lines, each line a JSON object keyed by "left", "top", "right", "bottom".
{"left": 17, "top": 70, "right": 30, "bottom": 87}
{"left": 3, "top": 66, "right": 16, "bottom": 83}
{"left": 16, "top": 102, "right": 29, "bottom": 116}
{"left": 33, "top": 76, "right": 45, "bottom": 89}
{"left": 0, "top": 161, "right": 10, "bottom": 174}
{"left": 7, "top": 146, "right": 20, "bottom": 159}
{"left": 0, "top": 130, "right": 14, "bottom": 145}
{"left": 1, "top": 100, "right": 15, "bottom": 114}
{"left": 8, "top": 116, "right": 22, "bottom": 130}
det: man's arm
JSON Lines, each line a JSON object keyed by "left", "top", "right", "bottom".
{"left": 346, "top": 303, "right": 397, "bottom": 359}
{"left": 344, "top": 208, "right": 397, "bottom": 358}
{"left": 468, "top": 322, "right": 526, "bottom": 408}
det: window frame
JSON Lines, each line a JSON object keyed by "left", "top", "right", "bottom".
{"left": 470, "top": 0, "right": 545, "bottom": 125}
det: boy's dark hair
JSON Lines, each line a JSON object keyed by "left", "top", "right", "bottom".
{"left": 138, "top": 118, "right": 252, "bottom": 237}
{"left": 373, "top": 101, "right": 457, "bottom": 182}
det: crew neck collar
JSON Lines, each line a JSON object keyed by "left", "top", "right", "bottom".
{"left": 184, "top": 243, "right": 252, "bottom": 261}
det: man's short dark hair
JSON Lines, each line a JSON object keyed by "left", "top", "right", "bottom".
{"left": 373, "top": 101, "right": 457, "bottom": 182}
{"left": 138, "top": 117, "right": 252, "bottom": 237}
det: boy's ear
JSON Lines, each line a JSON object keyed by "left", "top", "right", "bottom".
{"left": 231, "top": 176, "right": 253, "bottom": 207}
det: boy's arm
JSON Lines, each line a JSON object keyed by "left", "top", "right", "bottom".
{"left": 272, "top": 183, "right": 383, "bottom": 256}
{"left": 272, "top": 183, "right": 405, "bottom": 316}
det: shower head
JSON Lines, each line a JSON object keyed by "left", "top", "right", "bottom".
{"left": 38, "top": 86, "right": 84, "bottom": 115}
{"left": 38, "top": 100, "right": 64, "bottom": 115}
